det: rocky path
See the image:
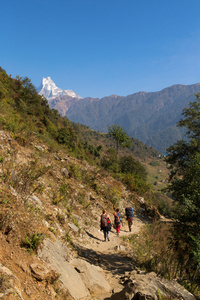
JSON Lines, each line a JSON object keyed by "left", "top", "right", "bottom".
{"left": 73, "top": 216, "right": 145, "bottom": 299}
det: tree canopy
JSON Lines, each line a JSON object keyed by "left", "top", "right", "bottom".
{"left": 165, "top": 93, "right": 200, "bottom": 282}
{"left": 166, "top": 94, "right": 200, "bottom": 225}
{"left": 120, "top": 155, "right": 147, "bottom": 181}
{"left": 108, "top": 124, "right": 131, "bottom": 153}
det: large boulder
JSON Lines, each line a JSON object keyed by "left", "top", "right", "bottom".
{"left": 106, "top": 271, "right": 196, "bottom": 300}
{"left": 38, "top": 238, "right": 90, "bottom": 300}
{"left": 30, "top": 261, "right": 59, "bottom": 282}
{"left": 70, "top": 258, "right": 111, "bottom": 295}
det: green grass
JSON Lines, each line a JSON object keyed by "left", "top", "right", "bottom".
{"left": 145, "top": 158, "right": 169, "bottom": 191}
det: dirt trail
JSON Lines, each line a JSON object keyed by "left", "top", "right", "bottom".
{"left": 87, "top": 213, "right": 146, "bottom": 253}
{"left": 73, "top": 216, "right": 146, "bottom": 299}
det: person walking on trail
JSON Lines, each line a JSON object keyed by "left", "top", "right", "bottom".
{"left": 125, "top": 207, "right": 134, "bottom": 232}
{"left": 100, "top": 209, "right": 112, "bottom": 241}
{"left": 107, "top": 214, "right": 112, "bottom": 240}
{"left": 114, "top": 208, "right": 122, "bottom": 236}
{"left": 117, "top": 208, "right": 123, "bottom": 226}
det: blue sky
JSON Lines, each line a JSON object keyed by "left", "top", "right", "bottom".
{"left": 1, "top": 0, "right": 200, "bottom": 98}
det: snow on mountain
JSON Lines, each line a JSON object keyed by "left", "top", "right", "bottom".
{"left": 37, "top": 77, "right": 82, "bottom": 100}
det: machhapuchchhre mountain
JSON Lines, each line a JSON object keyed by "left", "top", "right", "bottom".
{"left": 37, "top": 76, "right": 82, "bottom": 100}
{"left": 38, "top": 77, "right": 200, "bottom": 153}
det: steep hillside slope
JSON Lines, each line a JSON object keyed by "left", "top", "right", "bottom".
{"left": 0, "top": 129, "right": 196, "bottom": 300}
{"left": 0, "top": 129, "right": 136, "bottom": 299}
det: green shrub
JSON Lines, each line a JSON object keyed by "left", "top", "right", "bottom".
{"left": 122, "top": 173, "right": 150, "bottom": 195}
{"left": 22, "top": 232, "right": 44, "bottom": 252}
{"left": 89, "top": 178, "right": 101, "bottom": 194}
{"left": 56, "top": 127, "right": 77, "bottom": 149}
{"left": 120, "top": 155, "right": 147, "bottom": 181}
{"left": 11, "top": 159, "right": 51, "bottom": 201}
{"left": 147, "top": 192, "right": 174, "bottom": 218}
{"left": 104, "top": 187, "right": 121, "bottom": 206}
{"left": 68, "top": 163, "right": 82, "bottom": 180}
{"left": 59, "top": 183, "right": 69, "bottom": 196}
{"left": 65, "top": 230, "right": 71, "bottom": 242}
{"left": 101, "top": 148, "right": 118, "bottom": 172}
{"left": 150, "top": 161, "right": 160, "bottom": 166}
{"left": 76, "top": 191, "right": 86, "bottom": 205}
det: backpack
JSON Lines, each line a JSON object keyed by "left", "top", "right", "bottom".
{"left": 101, "top": 214, "right": 108, "bottom": 227}
{"left": 125, "top": 207, "right": 134, "bottom": 219}
{"left": 114, "top": 213, "right": 121, "bottom": 225}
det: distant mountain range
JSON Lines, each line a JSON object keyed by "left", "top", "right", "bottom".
{"left": 37, "top": 78, "right": 200, "bottom": 153}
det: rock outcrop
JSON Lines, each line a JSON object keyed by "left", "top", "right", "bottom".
{"left": 106, "top": 271, "right": 196, "bottom": 300}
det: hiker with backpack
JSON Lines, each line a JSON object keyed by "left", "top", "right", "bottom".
{"left": 125, "top": 207, "right": 134, "bottom": 232}
{"left": 114, "top": 208, "right": 122, "bottom": 236}
{"left": 100, "top": 209, "right": 112, "bottom": 241}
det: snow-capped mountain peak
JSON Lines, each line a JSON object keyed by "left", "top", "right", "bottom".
{"left": 37, "top": 77, "right": 82, "bottom": 100}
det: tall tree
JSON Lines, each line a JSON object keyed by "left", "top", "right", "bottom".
{"left": 108, "top": 124, "right": 131, "bottom": 153}
{"left": 166, "top": 94, "right": 200, "bottom": 224}
{"left": 165, "top": 93, "right": 200, "bottom": 283}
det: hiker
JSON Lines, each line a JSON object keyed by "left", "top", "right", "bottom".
{"left": 100, "top": 209, "right": 112, "bottom": 241}
{"left": 114, "top": 208, "right": 122, "bottom": 236}
{"left": 107, "top": 214, "right": 112, "bottom": 240}
{"left": 117, "top": 208, "right": 123, "bottom": 226}
{"left": 125, "top": 207, "right": 134, "bottom": 232}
